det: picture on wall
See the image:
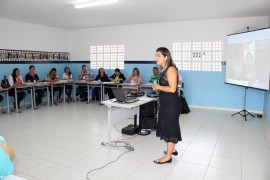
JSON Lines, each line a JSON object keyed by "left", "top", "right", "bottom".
{"left": 33, "top": 53, "right": 41, "bottom": 60}
{"left": 59, "top": 53, "right": 65, "bottom": 60}
{"left": 0, "top": 51, "right": 8, "bottom": 59}
{"left": 9, "top": 52, "right": 17, "bottom": 59}
{"left": 64, "top": 53, "right": 69, "bottom": 60}
{"left": 18, "top": 52, "right": 26, "bottom": 59}
{"left": 25, "top": 52, "right": 33, "bottom": 60}
{"left": 48, "top": 53, "right": 53, "bottom": 59}
{"left": 41, "top": 52, "right": 48, "bottom": 60}
{"left": 0, "top": 49, "right": 69, "bottom": 61}
{"left": 53, "top": 53, "right": 59, "bottom": 60}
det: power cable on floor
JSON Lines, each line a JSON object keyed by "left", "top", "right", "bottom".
{"left": 85, "top": 124, "right": 137, "bottom": 179}
{"left": 85, "top": 149, "right": 131, "bottom": 180}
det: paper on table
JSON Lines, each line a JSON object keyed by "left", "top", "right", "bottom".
{"left": 103, "top": 82, "right": 115, "bottom": 84}
{"left": 138, "top": 96, "right": 151, "bottom": 101}
{"left": 58, "top": 80, "right": 68, "bottom": 83}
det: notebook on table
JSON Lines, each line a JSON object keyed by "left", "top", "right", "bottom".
{"left": 112, "top": 88, "right": 139, "bottom": 103}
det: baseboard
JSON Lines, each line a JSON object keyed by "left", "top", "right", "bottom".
{"left": 1, "top": 101, "right": 264, "bottom": 116}
{"left": 189, "top": 105, "right": 263, "bottom": 114}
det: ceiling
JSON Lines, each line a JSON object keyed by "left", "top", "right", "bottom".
{"left": 0, "top": 0, "right": 269, "bottom": 30}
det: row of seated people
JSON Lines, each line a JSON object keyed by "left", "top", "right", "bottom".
{"left": 76, "top": 65, "right": 159, "bottom": 101}
{"left": 0, "top": 65, "right": 160, "bottom": 109}
{"left": 77, "top": 65, "right": 145, "bottom": 101}
{"left": 0, "top": 66, "right": 73, "bottom": 109}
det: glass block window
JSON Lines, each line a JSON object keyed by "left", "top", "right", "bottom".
{"left": 173, "top": 42, "right": 222, "bottom": 71}
{"left": 90, "top": 44, "right": 125, "bottom": 69}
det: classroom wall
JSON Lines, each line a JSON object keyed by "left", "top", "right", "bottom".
{"left": 264, "top": 91, "right": 270, "bottom": 123}
{"left": 263, "top": 15, "right": 270, "bottom": 122}
{"left": 0, "top": 18, "right": 68, "bottom": 52}
{"left": 0, "top": 16, "right": 268, "bottom": 112}
{"left": 68, "top": 16, "right": 268, "bottom": 61}
{"left": 67, "top": 16, "right": 268, "bottom": 112}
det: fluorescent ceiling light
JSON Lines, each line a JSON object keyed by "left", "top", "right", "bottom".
{"left": 73, "top": 0, "right": 118, "bottom": 9}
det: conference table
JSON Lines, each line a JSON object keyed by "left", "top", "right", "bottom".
{"left": 50, "top": 80, "right": 68, "bottom": 105}
{"left": 73, "top": 80, "right": 103, "bottom": 103}
{"left": 1, "top": 83, "right": 48, "bottom": 113}
{"left": 14, "top": 84, "right": 34, "bottom": 113}
{"left": 121, "top": 83, "right": 140, "bottom": 91}
{"left": 0, "top": 87, "right": 11, "bottom": 114}
{"left": 47, "top": 80, "right": 102, "bottom": 105}
{"left": 102, "top": 96, "right": 157, "bottom": 144}
{"left": 2, "top": 81, "right": 179, "bottom": 114}
{"left": 32, "top": 82, "right": 50, "bottom": 107}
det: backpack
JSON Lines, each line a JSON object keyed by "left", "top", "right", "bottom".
{"left": 79, "top": 91, "right": 88, "bottom": 99}
{"left": 180, "top": 90, "right": 190, "bottom": 114}
{"left": 1, "top": 76, "right": 10, "bottom": 89}
{"left": 181, "top": 95, "right": 190, "bottom": 114}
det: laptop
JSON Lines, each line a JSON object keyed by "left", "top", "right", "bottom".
{"left": 112, "top": 88, "right": 139, "bottom": 103}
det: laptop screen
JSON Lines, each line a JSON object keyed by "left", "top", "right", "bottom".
{"left": 112, "top": 88, "right": 126, "bottom": 102}
{"left": 111, "top": 88, "right": 139, "bottom": 103}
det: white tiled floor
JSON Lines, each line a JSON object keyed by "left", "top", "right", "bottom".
{"left": 1, "top": 103, "right": 270, "bottom": 180}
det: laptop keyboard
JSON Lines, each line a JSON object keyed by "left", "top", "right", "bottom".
{"left": 126, "top": 97, "right": 137, "bottom": 101}
{"left": 125, "top": 97, "right": 138, "bottom": 103}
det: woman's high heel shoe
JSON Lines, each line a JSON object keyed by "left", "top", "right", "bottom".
{"left": 163, "top": 150, "right": 178, "bottom": 156}
{"left": 153, "top": 158, "right": 172, "bottom": 164}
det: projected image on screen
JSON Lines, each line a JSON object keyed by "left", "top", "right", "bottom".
{"left": 226, "top": 28, "right": 270, "bottom": 91}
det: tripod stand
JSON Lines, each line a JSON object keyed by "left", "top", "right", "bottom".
{"left": 231, "top": 87, "right": 255, "bottom": 121}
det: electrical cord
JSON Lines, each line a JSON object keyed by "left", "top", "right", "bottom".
{"left": 85, "top": 149, "right": 131, "bottom": 180}
{"left": 85, "top": 124, "right": 137, "bottom": 179}
{"left": 113, "top": 124, "right": 121, "bottom": 133}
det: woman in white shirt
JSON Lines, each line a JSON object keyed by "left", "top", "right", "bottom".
{"left": 62, "top": 67, "right": 73, "bottom": 102}
{"left": 8, "top": 68, "right": 26, "bottom": 109}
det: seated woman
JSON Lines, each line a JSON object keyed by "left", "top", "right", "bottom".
{"left": 125, "top": 67, "right": 143, "bottom": 94}
{"left": 62, "top": 67, "right": 73, "bottom": 102}
{"left": 109, "top": 68, "right": 126, "bottom": 83}
{"left": 45, "top": 68, "right": 63, "bottom": 104}
{"left": 107, "top": 68, "right": 126, "bottom": 99}
{"left": 0, "top": 136, "right": 15, "bottom": 178}
{"left": 91, "top": 68, "right": 109, "bottom": 101}
{"left": 8, "top": 68, "right": 26, "bottom": 109}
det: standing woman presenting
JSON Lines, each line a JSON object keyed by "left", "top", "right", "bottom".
{"left": 152, "top": 47, "right": 182, "bottom": 164}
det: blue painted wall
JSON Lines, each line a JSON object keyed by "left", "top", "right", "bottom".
{"left": 178, "top": 65, "right": 265, "bottom": 111}
{"left": 124, "top": 63, "right": 265, "bottom": 111}
{"left": 264, "top": 91, "right": 270, "bottom": 123}
{"left": 0, "top": 61, "right": 266, "bottom": 112}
